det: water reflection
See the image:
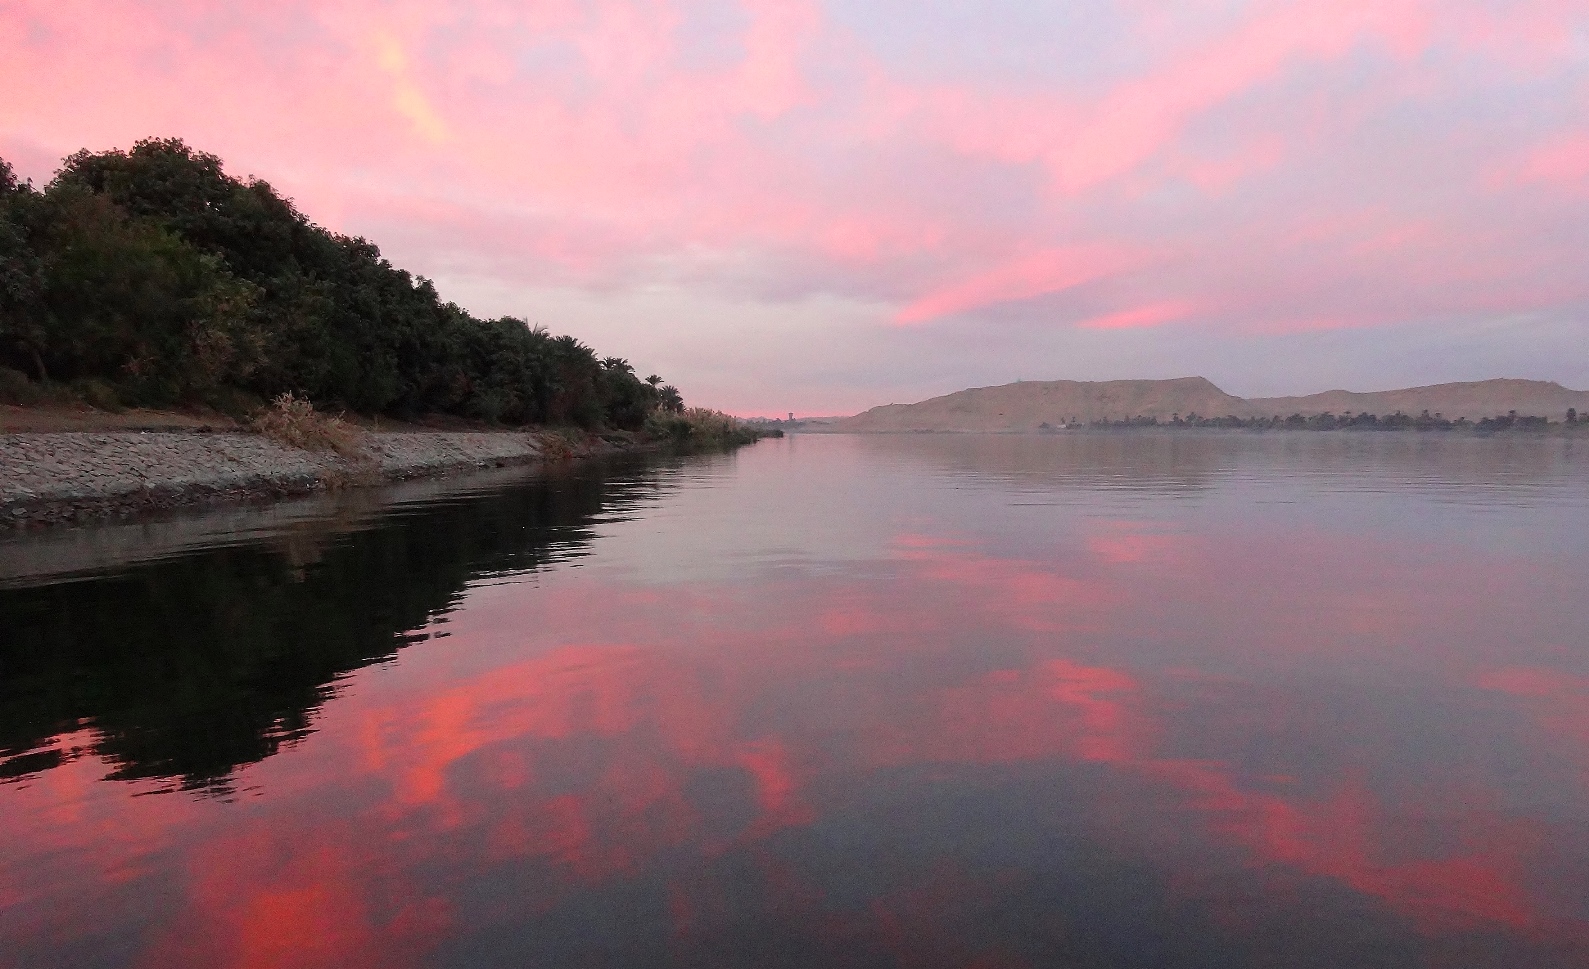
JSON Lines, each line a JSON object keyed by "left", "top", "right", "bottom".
{"left": 854, "top": 430, "right": 1589, "bottom": 505}
{"left": 0, "top": 459, "right": 668, "bottom": 792}
{"left": 2, "top": 434, "right": 1588, "bottom": 967}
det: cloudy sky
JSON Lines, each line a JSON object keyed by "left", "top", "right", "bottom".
{"left": 4, "top": 0, "right": 1587, "bottom": 414}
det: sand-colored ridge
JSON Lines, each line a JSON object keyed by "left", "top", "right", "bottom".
{"left": 839, "top": 377, "right": 1243, "bottom": 432}
{"left": 1243, "top": 379, "right": 1589, "bottom": 421}
{"left": 836, "top": 377, "right": 1589, "bottom": 432}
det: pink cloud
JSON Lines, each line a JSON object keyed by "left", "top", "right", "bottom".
{"left": 1167, "top": 133, "right": 1289, "bottom": 193}
{"left": 1076, "top": 301, "right": 1191, "bottom": 330}
{"left": 904, "top": 0, "right": 1435, "bottom": 196}
{"left": 896, "top": 246, "right": 1139, "bottom": 324}
{"left": 1509, "top": 132, "right": 1589, "bottom": 189}
{"left": 4, "top": 0, "right": 1589, "bottom": 409}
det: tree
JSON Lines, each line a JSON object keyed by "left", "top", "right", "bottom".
{"left": 26, "top": 186, "right": 261, "bottom": 403}
{"left": 0, "top": 140, "right": 682, "bottom": 425}
{"left": 0, "top": 159, "right": 48, "bottom": 380}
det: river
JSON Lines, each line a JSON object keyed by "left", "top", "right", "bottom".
{"left": 3, "top": 432, "right": 1588, "bottom": 967}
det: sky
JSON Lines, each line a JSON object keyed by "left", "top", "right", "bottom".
{"left": 3, "top": 0, "right": 1588, "bottom": 415}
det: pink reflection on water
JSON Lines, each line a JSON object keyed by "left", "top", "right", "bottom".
{"left": 2, "top": 518, "right": 1587, "bottom": 964}
{"left": 1478, "top": 667, "right": 1589, "bottom": 792}
{"left": 137, "top": 829, "right": 452, "bottom": 969}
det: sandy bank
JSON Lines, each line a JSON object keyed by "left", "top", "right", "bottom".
{"left": 0, "top": 430, "right": 629, "bottom": 529}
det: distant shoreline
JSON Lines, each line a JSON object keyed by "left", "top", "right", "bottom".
{"left": 806, "top": 422, "right": 1588, "bottom": 436}
{"left": 833, "top": 377, "right": 1589, "bottom": 434}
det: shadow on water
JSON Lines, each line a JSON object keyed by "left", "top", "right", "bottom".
{"left": 0, "top": 457, "right": 675, "bottom": 794}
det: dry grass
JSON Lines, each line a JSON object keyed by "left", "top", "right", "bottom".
{"left": 251, "top": 393, "right": 368, "bottom": 457}
{"left": 536, "top": 430, "right": 580, "bottom": 461}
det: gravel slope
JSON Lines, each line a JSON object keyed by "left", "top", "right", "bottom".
{"left": 0, "top": 431, "right": 603, "bottom": 528}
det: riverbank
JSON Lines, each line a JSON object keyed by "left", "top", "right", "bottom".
{"left": 0, "top": 429, "right": 636, "bottom": 529}
{"left": 0, "top": 463, "right": 568, "bottom": 588}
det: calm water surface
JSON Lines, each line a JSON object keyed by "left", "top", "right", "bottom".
{"left": 3, "top": 433, "right": 1589, "bottom": 968}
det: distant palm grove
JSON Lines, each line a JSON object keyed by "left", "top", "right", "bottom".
{"left": 0, "top": 139, "right": 682, "bottom": 428}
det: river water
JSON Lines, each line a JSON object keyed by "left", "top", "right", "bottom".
{"left": 3, "top": 432, "right": 1588, "bottom": 968}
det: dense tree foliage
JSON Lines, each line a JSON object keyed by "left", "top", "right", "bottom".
{"left": 0, "top": 140, "right": 682, "bottom": 427}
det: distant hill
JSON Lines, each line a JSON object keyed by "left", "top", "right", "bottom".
{"left": 1244, "top": 380, "right": 1589, "bottom": 421}
{"left": 835, "top": 378, "right": 1589, "bottom": 432}
{"left": 838, "top": 378, "right": 1244, "bottom": 431}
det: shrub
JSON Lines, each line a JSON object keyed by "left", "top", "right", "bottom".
{"left": 251, "top": 392, "right": 365, "bottom": 456}
{"left": 202, "top": 384, "right": 265, "bottom": 420}
{"left": 537, "top": 429, "right": 579, "bottom": 461}
{"left": 643, "top": 407, "right": 764, "bottom": 450}
{"left": 70, "top": 377, "right": 124, "bottom": 412}
{"left": 0, "top": 365, "right": 42, "bottom": 406}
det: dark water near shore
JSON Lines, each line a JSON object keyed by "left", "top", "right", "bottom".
{"left": 3, "top": 432, "right": 1589, "bottom": 968}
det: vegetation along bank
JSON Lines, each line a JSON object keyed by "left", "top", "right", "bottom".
{"left": 0, "top": 139, "right": 773, "bottom": 526}
{"left": 0, "top": 139, "right": 687, "bottom": 427}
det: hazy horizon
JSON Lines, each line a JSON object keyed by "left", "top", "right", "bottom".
{"left": 6, "top": 1, "right": 1588, "bottom": 415}
{"left": 787, "top": 374, "right": 1589, "bottom": 422}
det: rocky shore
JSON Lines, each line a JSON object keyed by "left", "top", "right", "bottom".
{"left": 0, "top": 430, "right": 630, "bottom": 529}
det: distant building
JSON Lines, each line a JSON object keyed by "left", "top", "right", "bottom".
{"left": 788, "top": 412, "right": 794, "bottom": 421}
